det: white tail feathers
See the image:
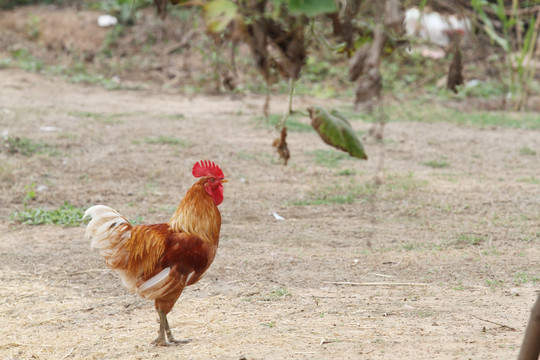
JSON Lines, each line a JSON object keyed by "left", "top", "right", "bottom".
{"left": 137, "top": 267, "right": 192, "bottom": 300}
{"left": 84, "top": 205, "right": 132, "bottom": 270}
{"left": 138, "top": 267, "right": 171, "bottom": 300}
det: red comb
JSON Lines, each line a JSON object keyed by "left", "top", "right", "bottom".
{"left": 192, "top": 160, "right": 224, "bottom": 179}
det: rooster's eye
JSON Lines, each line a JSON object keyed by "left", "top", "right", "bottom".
{"left": 210, "top": 178, "right": 215, "bottom": 182}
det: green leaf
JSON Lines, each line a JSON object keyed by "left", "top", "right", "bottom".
{"left": 520, "top": 15, "right": 536, "bottom": 60}
{"left": 273, "top": 0, "right": 337, "bottom": 16}
{"left": 308, "top": 106, "right": 368, "bottom": 160}
{"left": 203, "top": 0, "right": 238, "bottom": 33}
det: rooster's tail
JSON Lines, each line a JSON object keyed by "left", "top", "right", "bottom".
{"left": 84, "top": 205, "right": 133, "bottom": 272}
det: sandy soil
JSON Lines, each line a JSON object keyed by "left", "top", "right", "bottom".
{"left": 0, "top": 68, "right": 538, "bottom": 360}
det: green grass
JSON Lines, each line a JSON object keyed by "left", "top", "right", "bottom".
{"left": 423, "top": 160, "right": 450, "bottom": 169}
{"left": 11, "top": 202, "right": 86, "bottom": 226}
{"left": 517, "top": 176, "right": 539, "bottom": 184}
{"left": 455, "top": 233, "right": 487, "bottom": 247}
{"left": 26, "top": 14, "right": 41, "bottom": 41}
{"left": 381, "top": 51, "right": 510, "bottom": 102}
{"left": 236, "top": 151, "right": 257, "bottom": 162}
{"left": 7, "top": 48, "right": 44, "bottom": 72}
{"left": 402, "top": 243, "right": 423, "bottom": 251}
{"left": 272, "top": 287, "right": 290, "bottom": 297}
{"left": 262, "top": 287, "right": 291, "bottom": 301}
{"left": 23, "top": 183, "right": 37, "bottom": 204}
{"left": 143, "top": 136, "right": 190, "bottom": 146}
{"left": 383, "top": 172, "right": 427, "bottom": 194}
{"left": 295, "top": 82, "right": 340, "bottom": 98}
{"left": 338, "top": 101, "right": 540, "bottom": 129}
{"left": 129, "top": 215, "right": 145, "bottom": 225}
{"left": 102, "top": 25, "right": 125, "bottom": 56}
{"left": 292, "top": 193, "right": 357, "bottom": 206}
{"left": 291, "top": 181, "right": 376, "bottom": 206}
{"left": 485, "top": 278, "right": 504, "bottom": 291}
{"left": 257, "top": 114, "right": 313, "bottom": 133}
{"left": 3, "top": 136, "right": 57, "bottom": 156}
{"left": 423, "top": 78, "right": 508, "bottom": 101}
{"left": 68, "top": 110, "right": 125, "bottom": 124}
{"left": 167, "top": 114, "right": 186, "bottom": 121}
{"left": 513, "top": 272, "right": 540, "bottom": 286}
{"left": 457, "top": 111, "right": 540, "bottom": 129}
{"left": 519, "top": 147, "right": 537, "bottom": 156}
{"left": 336, "top": 169, "right": 356, "bottom": 176}
{"left": 453, "top": 282, "right": 465, "bottom": 291}
{"left": 291, "top": 172, "right": 425, "bottom": 206}
{"left": 67, "top": 71, "right": 125, "bottom": 90}
{"left": 307, "top": 149, "right": 350, "bottom": 167}
{"left": 2, "top": 48, "right": 131, "bottom": 90}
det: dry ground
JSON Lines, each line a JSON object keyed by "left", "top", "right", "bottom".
{"left": 0, "top": 64, "right": 539, "bottom": 360}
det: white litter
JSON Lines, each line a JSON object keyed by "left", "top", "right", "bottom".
{"left": 98, "top": 15, "right": 118, "bottom": 28}
{"left": 466, "top": 79, "right": 481, "bottom": 88}
{"left": 36, "top": 185, "right": 49, "bottom": 192}
{"left": 39, "top": 126, "right": 61, "bottom": 132}
{"left": 271, "top": 212, "right": 285, "bottom": 221}
{"left": 404, "top": 8, "right": 470, "bottom": 47}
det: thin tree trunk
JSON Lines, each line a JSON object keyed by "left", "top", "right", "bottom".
{"left": 518, "top": 292, "right": 540, "bottom": 360}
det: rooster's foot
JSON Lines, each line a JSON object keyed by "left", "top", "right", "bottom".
{"left": 152, "top": 336, "right": 192, "bottom": 346}
{"left": 152, "top": 337, "right": 172, "bottom": 347}
{"left": 168, "top": 337, "right": 192, "bottom": 345}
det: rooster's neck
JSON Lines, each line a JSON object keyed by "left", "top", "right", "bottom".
{"left": 169, "top": 183, "right": 221, "bottom": 245}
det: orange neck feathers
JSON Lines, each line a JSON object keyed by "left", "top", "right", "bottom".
{"left": 169, "top": 179, "right": 221, "bottom": 245}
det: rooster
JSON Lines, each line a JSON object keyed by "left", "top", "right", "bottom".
{"left": 83, "top": 160, "right": 226, "bottom": 346}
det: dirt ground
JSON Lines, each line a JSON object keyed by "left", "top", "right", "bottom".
{"left": 1, "top": 67, "right": 539, "bottom": 360}
{"left": 0, "top": 5, "right": 539, "bottom": 360}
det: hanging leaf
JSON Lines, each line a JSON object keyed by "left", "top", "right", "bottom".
{"left": 308, "top": 106, "right": 367, "bottom": 160}
{"left": 203, "top": 0, "right": 238, "bottom": 33}
{"left": 446, "top": 33, "right": 463, "bottom": 93}
{"left": 272, "top": 126, "right": 290, "bottom": 165}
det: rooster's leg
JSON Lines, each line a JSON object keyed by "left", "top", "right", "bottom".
{"left": 152, "top": 309, "right": 170, "bottom": 346}
{"left": 152, "top": 309, "right": 191, "bottom": 346}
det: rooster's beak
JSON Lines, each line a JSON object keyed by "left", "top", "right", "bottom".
{"left": 221, "top": 179, "right": 228, "bottom": 184}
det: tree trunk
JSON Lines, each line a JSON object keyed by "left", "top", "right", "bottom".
{"left": 518, "top": 292, "right": 540, "bottom": 360}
